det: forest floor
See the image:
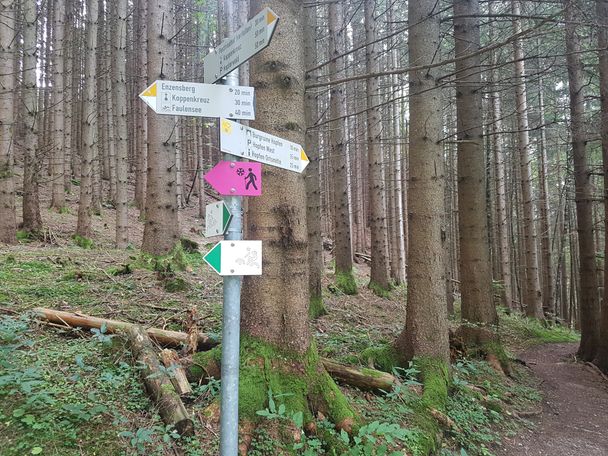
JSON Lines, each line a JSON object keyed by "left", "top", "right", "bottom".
{"left": 0, "top": 184, "right": 587, "bottom": 455}
{"left": 496, "top": 343, "right": 608, "bottom": 456}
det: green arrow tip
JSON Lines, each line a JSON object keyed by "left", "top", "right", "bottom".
{"left": 204, "top": 242, "right": 222, "bottom": 274}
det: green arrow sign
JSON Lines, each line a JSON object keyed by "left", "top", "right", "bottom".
{"left": 204, "top": 242, "right": 222, "bottom": 275}
{"left": 205, "top": 201, "right": 232, "bottom": 237}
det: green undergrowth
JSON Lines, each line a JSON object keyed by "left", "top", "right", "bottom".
{"left": 0, "top": 315, "right": 170, "bottom": 455}
{"left": 0, "top": 314, "right": 229, "bottom": 456}
{"left": 0, "top": 247, "right": 222, "bottom": 336}
{"left": 368, "top": 280, "right": 392, "bottom": 299}
{"left": 498, "top": 308, "right": 579, "bottom": 349}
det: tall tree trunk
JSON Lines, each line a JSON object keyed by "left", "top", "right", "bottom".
{"left": 595, "top": 0, "right": 608, "bottom": 372}
{"left": 0, "top": 0, "right": 16, "bottom": 244}
{"left": 50, "top": 0, "right": 66, "bottom": 210}
{"left": 328, "top": 1, "right": 356, "bottom": 295}
{"left": 512, "top": 1, "right": 543, "bottom": 318}
{"left": 454, "top": 0, "right": 497, "bottom": 330}
{"left": 490, "top": 90, "right": 513, "bottom": 310}
{"left": 76, "top": 0, "right": 98, "bottom": 238}
{"left": 537, "top": 76, "right": 554, "bottom": 316}
{"left": 21, "top": 0, "right": 42, "bottom": 233}
{"left": 396, "top": 0, "right": 449, "bottom": 365}
{"left": 134, "top": 0, "right": 147, "bottom": 212}
{"left": 114, "top": 0, "right": 129, "bottom": 248}
{"left": 239, "top": 0, "right": 356, "bottom": 435}
{"left": 565, "top": 0, "right": 600, "bottom": 361}
{"left": 364, "top": 0, "right": 391, "bottom": 295}
{"left": 304, "top": 5, "right": 325, "bottom": 317}
{"left": 141, "top": 0, "right": 180, "bottom": 255}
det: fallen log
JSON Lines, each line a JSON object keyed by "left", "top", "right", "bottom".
{"left": 128, "top": 325, "right": 194, "bottom": 436}
{"left": 32, "top": 307, "right": 218, "bottom": 350}
{"left": 32, "top": 308, "right": 396, "bottom": 392}
{"left": 320, "top": 358, "right": 397, "bottom": 392}
{"left": 161, "top": 349, "right": 193, "bottom": 396}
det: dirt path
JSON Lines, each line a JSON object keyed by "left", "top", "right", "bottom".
{"left": 497, "top": 343, "right": 608, "bottom": 456}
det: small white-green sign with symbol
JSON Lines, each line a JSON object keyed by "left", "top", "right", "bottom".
{"left": 204, "top": 241, "right": 262, "bottom": 276}
{"left": 205, "top": 201, "right": 232, "bottom": 238}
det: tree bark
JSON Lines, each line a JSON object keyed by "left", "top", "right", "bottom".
{"left": 0, "top": 0, "right": 16, "bottom": 244}
{"left": 512, "top": 1, "right": 543, "bottom": 318}
{"left": 537, "top": 76, "right": 554, "bottom": 316}
{"left": 33, "top": 307, "right": 218, "bottom": 350}
{"left": 304, "top": 5, "right": 325, "bottom": 317}
{"left": 76, "top": 0, "right": 98, "bottom": 239}
{"left": 21, "top": 0, "right": 42, "bottom": 233}
{"left": 564, "top": 0, "right": 600, "bottom": 361}
{"left": 364, "top": 0, "right": 391, "bottom": 294}
{"left": 114, "top": 0, "right": 129, "bottom": 248}
{"left": 240, "top": 0, "right": 357, "bottom": 432}
{"left": 328, "top": 0, "right": 356, "bottom": 295}
{"left": 141, "top": 0, "right": 180, "bottom": 255}
{"left": 454, "top": 0, "right": 497, "bottom": 331}
{"left": 160, "top": 349, "right": 193, "bottom": 396}
{"left": 595, "top": 0, "right": 608, "bottom": 372}
{"left": 396, "top": 0, "right": 449, "bottom": 363}
{"left": 127, "top": 325, "right": 194, "bottom": 436}
{"left": 50, "top": 0, "right": 66, "bottom": 211}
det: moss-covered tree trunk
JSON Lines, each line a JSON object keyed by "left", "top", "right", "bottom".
{"left": 239, "top": 0, "right": 357, "bottom": 441}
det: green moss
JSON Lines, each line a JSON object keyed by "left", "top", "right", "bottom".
{"left": 15, "top": 230, "right": 33, "bottom": 242}
{"left": 72, "top": 234, "right": 94, "bottom": 249}
{"left": 193, "top": 337, "right": 358, "bottom": 432}
{"left": 190, "top": 346, "right": 222, "bottom": 380}
{"left": 309, "top": 295, "right": 327, "bottom": 319}
{"left": 368, "top": 280, "right": 392, "bottom": 298}
{"left": 360, "top": 344, "right": 400, "bottom": 373}
{"left": 238, "top": 336, "right": 311, "bottom": 421}
{"left": 335, "top": 270, "right": 358, "bottom": 295}
{"left": 408, "top": 357, "right": 450, "bottom": 454}
{"left": 483, "top": 340, "right": 511, "bottom": 372}
{"left": 416, "top": 358, "right": 449, "bottom": 410}
{"left": 163, "top": 277, "right": 189, "bottom": 292}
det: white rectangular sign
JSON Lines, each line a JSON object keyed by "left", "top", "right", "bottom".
{"left": 203, "top": 8, "right": 279, "bottom": 84}
{"left": 139, "top": 80, "right": 255, "bottom": 120}
{"left": 204, "top": 240, "right": 262, "bottom": 276}
{"left": 219, "top": 118, "right": 309, "bottom": 173}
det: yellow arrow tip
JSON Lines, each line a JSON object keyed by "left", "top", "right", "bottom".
{"left": 221, "top": 119, "right": 233, "bottom": 134}
{"left": 141, "top": 82, "right": 156, "bottom": 98}
{"left": 267, "top": 10, "right": 277, "bottom": 25}
{"left": 301, "top": 149, "right": 309, "bottom": 163}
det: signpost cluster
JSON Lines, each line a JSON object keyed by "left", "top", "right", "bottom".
{"left": 139, "top": 7, "right": 308, "bottom": 456}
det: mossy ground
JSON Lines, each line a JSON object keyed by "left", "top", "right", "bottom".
{"left": 334, "top": 269, "right": 358, "bottom": 295}
{"left": 1, "top": 186, "right": 569, "bottom": 454}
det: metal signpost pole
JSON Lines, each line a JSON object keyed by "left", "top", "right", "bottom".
{"left": 220, "top": 3, "right": 241, "bottom": 455}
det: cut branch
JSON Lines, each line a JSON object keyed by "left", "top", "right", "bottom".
{"left": 127, "top": 325, "right": 194, "bottom": 436}
{"left": 32, "top": 307, "right": 218, "bottom": 350}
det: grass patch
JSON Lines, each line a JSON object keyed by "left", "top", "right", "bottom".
{"left": 499, "top": 308, "right": 579, "bottom": 349}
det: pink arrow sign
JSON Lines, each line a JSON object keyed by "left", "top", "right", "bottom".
{"left": 204, "top": 161, "right": 262, "bottom": 196}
